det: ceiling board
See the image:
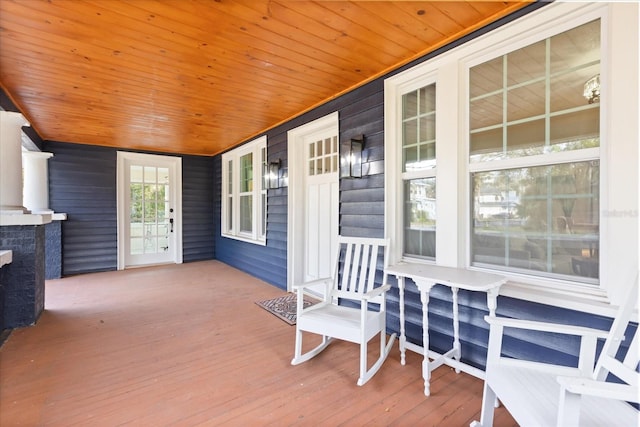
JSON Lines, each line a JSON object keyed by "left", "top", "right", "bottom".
{"left": 0, "top": 0, "right": 531, "bottom": 156}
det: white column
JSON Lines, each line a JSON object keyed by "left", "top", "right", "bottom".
{"left": 22, "top": 151, "right": 54, "bottom": 214}
{"left": 0, "top": 111, "right": 30, "bottom": 214}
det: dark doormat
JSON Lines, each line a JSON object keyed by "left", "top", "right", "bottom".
{"left": 255, "top": 294, "right": 317, "bottom": 325}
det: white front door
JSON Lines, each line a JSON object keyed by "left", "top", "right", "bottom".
{"left": 287, "top": 112, "right": 339, "bottom": 293}
{"left": 304, "top": 131, "right": 339, "bottom": 282}
{"left": 117, "top": 152, "right": 183, "bottom": 269}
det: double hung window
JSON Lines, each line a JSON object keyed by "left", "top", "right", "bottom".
{"left": 402, "top": 84, "right": 437, "bottom": 260}
{"left": 386, "top": 2, "right": 638, "bottom": 306}
{"left": 469, "top": 20, "right": 601, "bottom": 284}
{"left": 221, "top": 136, "right": 267, "bottom": 245}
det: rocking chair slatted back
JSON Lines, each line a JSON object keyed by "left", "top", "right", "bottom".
{"left": 335, "top": 237, "right": 389, "bottom": 301}
{"left": 291, "top": 236, "right": 396, "bottom": 386}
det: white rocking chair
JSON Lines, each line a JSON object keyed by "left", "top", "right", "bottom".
{"left": 291, "top": 236, "right": 397, "bottom": 386}
{"left": 472, "top": 271, "right": 639, "bottom": 427}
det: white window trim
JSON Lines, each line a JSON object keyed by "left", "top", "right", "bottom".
{"left": 384, "top": 2, "right": 639, "bottom": 314}
{"left": 221, "top": 136, "right": 267, "bottom": 246}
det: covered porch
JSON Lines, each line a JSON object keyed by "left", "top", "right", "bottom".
{"left": 0, "top": 261, "right": 516, "bottom": 426}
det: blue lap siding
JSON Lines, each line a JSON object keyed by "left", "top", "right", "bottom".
{"left": 209, "top": 1, "right": 628, "bottom": 370}
{"left": 7, "top": 1, "right": 628, "bottom": 372}
{"left": 45, "top": 141, "right": 215, "bottom": 276}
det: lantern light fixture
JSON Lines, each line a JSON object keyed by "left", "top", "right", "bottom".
{"left": 340, "top": 135, "right": 364, "bottom": 178}
{"left": 263, "top": 159, "right": 287, "bottom": 189}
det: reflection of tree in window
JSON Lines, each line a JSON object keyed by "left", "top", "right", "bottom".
{"left": 472, "top": 161, "right": 599, "bottom": 279}
{"left": 469, "top": 20, "right": 601, "bottom": 283}
{"left": 404, "top": 178, "right": 436, "bottom": 259}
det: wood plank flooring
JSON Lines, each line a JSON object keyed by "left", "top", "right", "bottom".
{"left": 0, "top": 261, "right": 517, "bottom": 426}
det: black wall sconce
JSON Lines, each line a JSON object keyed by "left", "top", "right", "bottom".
{"left": 340, "top": 134, "right": 364, "bottom": 178}
{"left": 263, "top": 159, "right": 287, "bottom": 189}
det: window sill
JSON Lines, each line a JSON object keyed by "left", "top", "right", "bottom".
{"left": 221, "top": 233, "right": 266, "bottom": 246}
{"left": 499, "top": 280, "right": 632, "bottom": 319}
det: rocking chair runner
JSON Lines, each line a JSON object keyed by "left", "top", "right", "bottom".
{"left": 291, "top": 236, "right": 396, "bottom": 386}
{"left": 472, "top": 271, "right": 640, "bottom": 427}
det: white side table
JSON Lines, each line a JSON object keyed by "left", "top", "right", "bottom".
{"left": 386, "top": 263, "right": 506, "bottom": 396}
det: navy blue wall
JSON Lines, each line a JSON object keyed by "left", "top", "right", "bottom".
{"left": 212, "top": 2, "right": 549, "bottom": 291}
{"left": 47, "top": 143, "right": 117, "bottom": 275}
{"left": 182, "top": 155, "right": 215, "bottom": 263}
{"left": 213, "top": 149, "right": 288, "bottom": 290}
{"left": 209, "top": 1, "right": 633, "bottom": 370}
{"left": 213, "top": 78, "right": 386, "bottom": 289}
{"left": 7, "top": 1, "right": 623, "bottom": 371}
{"left": 46, "top": 141, "right": 215, "bottom": 276}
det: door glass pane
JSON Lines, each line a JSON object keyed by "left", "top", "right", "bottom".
{"left": 157, "top": 191, "right": 167, "bottom": 221}
{"left": 332, "top": 136, "right": 338, "bottom": 172}
{"left": 308, "top": 137, "right": 337, "bottom": 176}
{"left": 144, "top": 222, "right": 157, "bottom": 253}
{"left": 130, "top": 165, "right": 143, "bottom": 182}
{"left": 130, "top": 237, "right": 143, "bottom": 254}
{"left": 129, "top": 164, "right": 170, "bottom": 256}
{"left": 144, "top": 166, "right": 156, "bottom": 183}
{"left": 158, "top": 236, "right": 169, "bottom": 252}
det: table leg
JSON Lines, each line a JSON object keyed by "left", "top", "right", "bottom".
{"left": 420, "top": 283, "right": 434, "bottom": 396}
{"left": 486, "top": 287, "right": 500, "bottom": 317}
{"left": 397, "top": 275, "right": 406, "bottom": 366}
{"left": 451, "top": 287, "right": 461, "bottom": 373}
{"left": 486, "top": 285, "right": 502, "bottom": 409}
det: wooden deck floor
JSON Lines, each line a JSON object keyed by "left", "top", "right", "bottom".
{"left": 0, "top": 261, "right": 517, "bottom": 426}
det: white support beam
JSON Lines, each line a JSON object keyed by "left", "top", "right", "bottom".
{"left": 22, "top": 151, "right": 54, "bottom": 214}
{"left": 0, "top": 111, "right": 29, "bottom": 214}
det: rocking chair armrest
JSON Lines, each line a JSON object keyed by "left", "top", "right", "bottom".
{"left": 292, "top": 277, "right": 333, "bottom": 291}
{"left": 362, "top": 284, "right": 391, "bottom": 300}
{"left": 484, "top": 316, "right": 610, "bottom": 339}
{"left": 557, "top": 376, "right": 640, "bottom": 403}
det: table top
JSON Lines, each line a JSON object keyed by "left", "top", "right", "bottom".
{"left": 386, "top": 263, "right": 506, "bottom": 291}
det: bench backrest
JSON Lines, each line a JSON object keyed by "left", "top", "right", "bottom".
{"left": 594, "top": 271, "right": 639, "bottom": 387}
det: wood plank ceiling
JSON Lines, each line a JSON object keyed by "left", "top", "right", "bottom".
{"left": 0, "top": 0, "right": 531, "bottom": 156}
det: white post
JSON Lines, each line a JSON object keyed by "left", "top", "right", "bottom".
{"left": 0, "top": 111, "right": 30, "bottom": 214}
{"left": 22, "top": 151, "right": 54, "bottom": 214}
